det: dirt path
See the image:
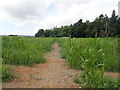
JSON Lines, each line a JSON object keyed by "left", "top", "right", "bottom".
{"left": 2, "top": 42, "right": 119, "bottom": 88}
{"left": 2, "top": 42, "right": 81, "bottom": 88}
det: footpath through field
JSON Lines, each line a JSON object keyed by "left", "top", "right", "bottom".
{"left": 2, "top": 42, "right": 81, "bottom": 88}
{"left": 2, "top": 42, "right": 118, "bottom": 88}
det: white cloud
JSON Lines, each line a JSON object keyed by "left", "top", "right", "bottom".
{"left": 13, "top": 29, "right": 19, "bottom": 34}
{"left": 0, "top": 0, "right": 49, "bottom": 25}
{"left": 0, "top": 0, "right": 119, "bottom": 35}
{"left": 36, "top": 0, "right": 119, "bottom": 30}
{"left": 0, "top": 0, "right": 95, "bottom": 26}
{"left": 36, "top": 3, "right": 86, "bottom": 29}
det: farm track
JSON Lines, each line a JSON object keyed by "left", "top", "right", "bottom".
{"left": 2, "top": 42, "right": 81, "bottom": 88}
{"left": 2, "top": 42, "right": 118, "bottom": 88}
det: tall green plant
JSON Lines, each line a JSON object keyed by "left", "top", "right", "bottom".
{"left": 58, "top": 37, "right": 119, "bottom": 88}
{"left": 2, "top": 36, "right": 55, "bottom": 66}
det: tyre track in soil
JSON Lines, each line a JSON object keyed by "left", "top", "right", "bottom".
{"left": 2, "top": 42, "right": 118, "bottom": 88}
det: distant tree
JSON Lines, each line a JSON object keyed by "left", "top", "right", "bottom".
{"left": 35, "top": 10, "right": 119, "bottom": 38}
{"left": 115, "top": 18, "right": 120, "bottom": 37}
{"left": 9, "top": 35, "right": 18, "bottom": 36}
{"left": 109, "top": 10, "right": 118, "bottom": 36}
{"left": 44, "top": 30, "right": 51, "bottom": 37}
{"left": 99, "top": 14, "right": 104, "bottom": 19}
{"left": 99, "top": 14, "right": 110, "bottom": 37}
{"left": 35, "top": 29, "right": 44, "bottom": 37}
{"left": 85, "top": 22, "right": 94, "bottom": 37}
{"left": 111, "top": 10, "right": 116, "bottom": 18}
{"left": 71, "top": 19, "right": 86, "bottom": 38}
{"left": 59, "top": 26, "right": 70, "bottom": 37}
{"left": 51, "top": 27, "right": 60, "bottom": 37}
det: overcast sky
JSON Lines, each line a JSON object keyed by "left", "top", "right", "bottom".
{"left": 0, "top": 0, "right": 119, "bottom": 35}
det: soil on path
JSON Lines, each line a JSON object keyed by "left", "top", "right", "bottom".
{"left": 2, "top": 42, "right": 81, "bottom": 88}
{"left": 2, "top": 42, "right": 119, "bottom": 88}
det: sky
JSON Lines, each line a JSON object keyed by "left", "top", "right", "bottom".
{"left": 0, "top": 0, "right": 119, "bottom": 35}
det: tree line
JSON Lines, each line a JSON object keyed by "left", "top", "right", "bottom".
{"left": 35, "top": 10, "right": 120, "bottom": 38}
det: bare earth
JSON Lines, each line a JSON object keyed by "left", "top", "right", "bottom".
{"left": 2, "top": 42, "right": 118, "bottom": 88}
{"left": 2, "top": 42, "right": 81, "bottom": 88}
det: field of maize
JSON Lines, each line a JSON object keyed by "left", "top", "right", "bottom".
{"left": 0, "top": 36, "right": 119, "bottom": 88}
{"left": 58, "top": 37, "right": 119, "bottom": 88}
{"left": 59, "top": 38, "right": 119, "bottom": 72}
{"left": 1, "top": 36, "right": 55, "bottom": 82}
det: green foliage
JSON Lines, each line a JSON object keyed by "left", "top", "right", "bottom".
{"left": 35, "top": 29, "right": 44, "bottom": 37}
{"left": 102, "top": 77, "right": 119, "bottom": 88}
{"left": 35, "top": 10, "right": 119, "bottom": 38}
{"left": 1, "top": 58, "right": 13, "bottom": 82}
{"left": 2, "top": 65, "right": 14, "bottom": 82}
{"left": 59, "top": 38, "right": 118, "bottom": 72}
{"left": 2, "top": 36, "right": 55, "bottom": 66}
{"left": 1, "top": 36, "right": 55, "bottom": 82}
{"left": 0, "top": 59, "right": 2, "bottom": 82}
{"left": 58, "top": 38, "right": 119, "bottom": 88}
{"left": 74, "top": 74, "right": 119, "bottom": 88}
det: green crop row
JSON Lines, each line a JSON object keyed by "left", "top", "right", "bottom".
{"left": 2, "top": 36, "right": 55, "bottom": 66}
{"left": 58, "top": 38, "right": 119, "bottom": 88}
{"left": 1, "top": 36, "right": 55, "bottom": 82}
{"left": 59, "top": 38, "right": 118, "bottom": 72}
